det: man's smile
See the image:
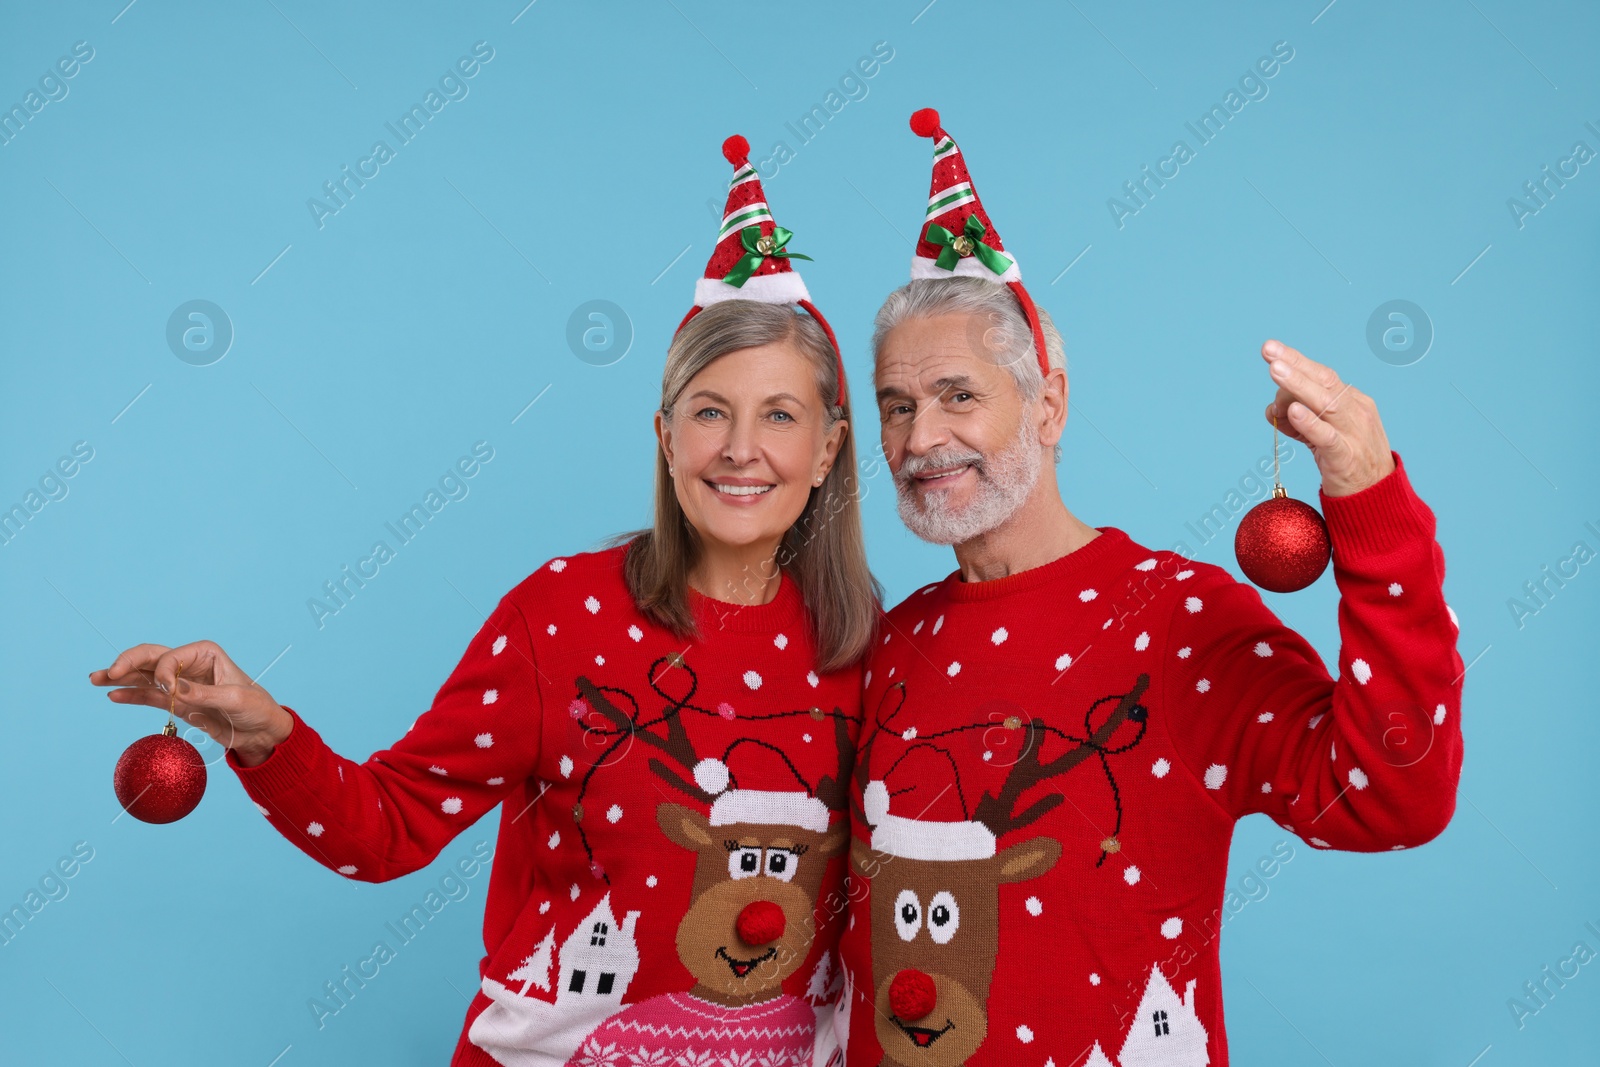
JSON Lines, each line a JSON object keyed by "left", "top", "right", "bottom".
{"left": 912, "top": 463, "right": 974, "bottom": 487}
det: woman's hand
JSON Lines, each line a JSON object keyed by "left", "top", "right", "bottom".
{"left": 89, "top": 641, "right": 294, "bottom": 766}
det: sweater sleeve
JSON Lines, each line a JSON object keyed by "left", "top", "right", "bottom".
{"left": 1159, "top": 452, "right": 1464, "bottom": 851}
{"left": 225, "top": 590, "right": 543, "bottom": 881}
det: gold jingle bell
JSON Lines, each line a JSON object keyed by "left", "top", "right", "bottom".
{"left": 755, "top": 233, "right": 777, "bottom": 255}
{"left": 951, "top": 234, "right": 975, "bottom": 256}
{"left": 1100, "top": 836, "right": 1121, "bottom": 854}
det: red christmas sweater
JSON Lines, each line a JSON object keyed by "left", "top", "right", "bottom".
{"left": 227, "top": 542, "right": 864, "bottom": 1067}
{"left": 836, "top": 452, "right": 1463, "bottom": 1067}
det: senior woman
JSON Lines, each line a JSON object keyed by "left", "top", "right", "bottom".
{"left": 88, "top": 136, "right": 877, "bottom": 1067}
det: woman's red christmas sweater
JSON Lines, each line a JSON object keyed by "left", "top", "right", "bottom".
{"left": 228, "top": 543, "right": 863, "bottom": 1066}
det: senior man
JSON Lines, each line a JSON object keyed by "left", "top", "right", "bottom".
{"left": 835, "top": 110, "right": 1463, "bottom": 1067}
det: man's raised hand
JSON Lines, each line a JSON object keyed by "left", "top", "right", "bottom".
{"left": 1261, "top": 338, "right": 1395, "bottom": 497}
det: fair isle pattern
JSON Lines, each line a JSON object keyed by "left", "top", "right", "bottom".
{"left": 574, "top": 1045, "right": 810, "bottom": 1067}
{"left": 572, "top": 992, "right": 816, "bottom": 1067}
{"left": 926, "top": 181, "right": 976, "bottom": 219}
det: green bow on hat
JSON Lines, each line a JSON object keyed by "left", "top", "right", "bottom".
{"left": 926, "top": 215, "right": 1013, "bottom": 275}
{"left": 723, "top": 225, "right": 813, "bottom": 288}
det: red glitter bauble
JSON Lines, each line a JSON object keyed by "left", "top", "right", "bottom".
{"left": 113, "top": 728, "right": 206, "bottom": 823}
{"left": 1235, "top": 492, "right": 1331, "bottom": 593}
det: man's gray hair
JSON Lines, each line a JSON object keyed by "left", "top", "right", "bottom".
{"left": 870, "top": 277, "right": 1066, "bottom": 402}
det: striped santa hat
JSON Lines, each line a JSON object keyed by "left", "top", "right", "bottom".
{"left": 908, "top": 107, "right": 1051, "bottom": 380}
{"left": 678, "top": 135, "right": 847, "bottom": 405}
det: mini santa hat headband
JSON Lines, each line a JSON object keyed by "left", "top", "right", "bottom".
{"left": 676, "top": 135, "right": 848, "bottom": 408}
{"left": 908, "top": 107, "right": 1052, "bottom": 381}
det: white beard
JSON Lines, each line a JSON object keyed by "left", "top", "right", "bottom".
{"left": 894, "top": 417, "right": 1042, "bottom": 546}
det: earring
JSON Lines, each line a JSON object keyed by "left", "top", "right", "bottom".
{"left": 669, "top": 466, "right": 675, "bottom": 475}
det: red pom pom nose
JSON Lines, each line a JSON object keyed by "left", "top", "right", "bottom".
{"left": 722, "top": 134, "right": 751, "bottom": 165}
{"left": 735, "top": 900, "right": 786, "bottom": 946}
{"left": 888, "top": 968, "right": 938, "bottom": 1021}
{"left": 909, "top": 108, "right": 941, "bottom": 138}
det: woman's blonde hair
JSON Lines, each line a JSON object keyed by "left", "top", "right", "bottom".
{"left": 610, "top": 299, "right": 879, "bottom": 672}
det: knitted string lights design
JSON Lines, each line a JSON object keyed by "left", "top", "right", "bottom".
{"left": 565, "top": 654, "right": 861, "bottom": 880}
{"left": 858, "top": 677, "right": 1150, "bottom": 866}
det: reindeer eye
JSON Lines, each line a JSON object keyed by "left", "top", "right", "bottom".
{"left": 927, "top": 891, "right": 960, "bottom": 944}
{"left": 728, "top": 847, "right": 761, "bottom": 879}
{"left": 893, "top": 889, "right": 922, "bottom": 941}
{"left": 764, "top": 850, "right": 798, "bottom": 882}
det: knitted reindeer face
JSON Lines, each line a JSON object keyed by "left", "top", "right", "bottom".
{"left": 659, "top": 803, "right": 845, "bottom": 1001}
{"left": 852, "top": 676, "right": 1150, "bottom": 1067}
{"left": 851, "top": 836, "right": 1058, "bottom": 1066}
{"left": 576, "top": 660, "right": 854, "bottom": 1008}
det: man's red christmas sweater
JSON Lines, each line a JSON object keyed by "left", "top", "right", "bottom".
{"left": 227, "top": 543, "right": 864, "bottom": 1066}
{"left": 837, "top": 452, "right": 1463, "bottom": 1067}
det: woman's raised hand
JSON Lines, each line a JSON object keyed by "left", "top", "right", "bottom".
{"left": 89, "top": 640, "right": 294, "bottom": 766}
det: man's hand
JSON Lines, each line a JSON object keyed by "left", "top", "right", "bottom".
{"left": 1261, "top": 339, "right": 1395, "bottom": 497}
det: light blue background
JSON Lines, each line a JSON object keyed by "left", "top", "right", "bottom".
{"left": 3, "top": 1, "right": 1596, "bottom": 1064}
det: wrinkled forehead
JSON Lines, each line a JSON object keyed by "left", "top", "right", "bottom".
{"left": 874, "top": 329, "right": 1021, "bottom": 404}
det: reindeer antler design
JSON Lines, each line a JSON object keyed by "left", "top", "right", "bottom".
{"left": 971, "top": 673, "right": 1150, "bottom": 836}
{"left": 812, "top": 706, "right": 857, "bottom": 813}
{"left": 568, "top": 654, "right": 866, "bottom": 881}
{"left": 576, "top": 654, "right": 715, "bottom": 803}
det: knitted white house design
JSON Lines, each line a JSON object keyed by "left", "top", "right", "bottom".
{"left": 556, "top": 893, "right": 640, "bottom": 1003}
{"left": 1117, "top": 965, "right": 1210, "bottom": 1067}
{"left": 468, "top": 894, "right": 643, "bottom": 1067}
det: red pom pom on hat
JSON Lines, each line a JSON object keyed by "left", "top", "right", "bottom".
{"left": 909, "top": 108, "right": 941, "bottom": 138}
{"left": 722, "top": 134, "right": 750, "bottom": 165}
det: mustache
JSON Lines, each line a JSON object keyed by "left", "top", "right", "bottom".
{"left": 895, "top": 447, "right": 987, "bottom": 487}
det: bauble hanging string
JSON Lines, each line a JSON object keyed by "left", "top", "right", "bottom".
{"left": 1234, "top": 414, "right": 1332, "bottom": 593}
{"left": 112, "top": 662, "right": 208, "bottom": 823}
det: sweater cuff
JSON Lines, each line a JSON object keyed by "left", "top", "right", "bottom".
{"left": 1318, "top": 451, "right": 1435, "bottom": 563}
{"left": 225, "top": 705, "right": 326, "bottom": 798}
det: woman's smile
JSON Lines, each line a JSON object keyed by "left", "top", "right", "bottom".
{"left": 707, "top": 476, "right": 778, "bottom": 504}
